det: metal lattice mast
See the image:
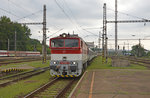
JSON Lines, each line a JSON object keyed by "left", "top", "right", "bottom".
{"left": 104, "top": 3, "right": 108, "bottom": 63}
{"left": 42, "top": 5, "right": 47, "bottom": 63}
{"left": 102, "top": 3, "right": 107, "bottom": 63}
{"left": 115, "top": 0, "right": 118, "bottom": 54}
{"left": 17, "top": 5, "right": 47, "bottom": 63}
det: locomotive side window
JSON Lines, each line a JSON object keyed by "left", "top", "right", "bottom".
{"left": 51, "top": 39, "right": 64, "bottom": 47}
{"left": 65, "top": 39, "right": 79, "bottom": 47}
{"left": 81, "top": 41, "right": 83, "bottom": 47}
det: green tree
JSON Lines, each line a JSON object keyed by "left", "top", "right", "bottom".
{"left": 0, "top": 16, "right": 31, "bottom": 50}
{"left": 0, "top": 16, "right": 50, "bottom": 54}
{"left": 131, "top": 44, "right": 146, "bottom": 57}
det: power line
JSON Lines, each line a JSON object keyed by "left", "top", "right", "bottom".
{"left": 15, "top": 10, "right": 42, "bottom": 21}
{"left": 54, "top": 0, "right": 75, "bottom": 26}
{"left": 9, "top": 0, "right": 33, "bottom": 14}
{"left": 46, "top": 28, "right": 64, "bottom": 38}
{"left": 81, "top": 28, "right": 97, "bottom": 36}
{"left": 107, "top": 8, "right": 148, "bottom": 20}
{"left": 54, "top": 0, "right": 83, "bottom": 36}
{"left": 54, "top": 0, "right": 101, "bottom": 39}
{"left": 7, "top": 0, "right": 44, "bottom": 30}
{"left": 0, "top": 7, "right": 20, "bottom": 18}
{"left": 61, "top": 0, "right": 91, "bottom": 36}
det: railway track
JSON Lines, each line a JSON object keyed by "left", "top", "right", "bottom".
{"left": 24, "top": 78, "right": 78, "bottom": 98}
{"left": 0, "top": 67, "right": 49, "bottom": 87}
{"left": 0, "top": 56, "right": 50, "bottom": 65}
{"left": 0, "top": 57, "right": 41, "bottom": 65}
{"left": 115, "top": 56, "right": 150, "bottom": 68}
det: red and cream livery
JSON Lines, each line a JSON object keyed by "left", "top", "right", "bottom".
{"left": 49, "top": 33, "right": 96, "bottom": 77}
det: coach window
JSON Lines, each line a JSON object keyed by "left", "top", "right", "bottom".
{"left": 51, "top": 39, "right": 64, "bottom": 47}
{"left": 65, "top": 39, "right": 79, "bottom": 47}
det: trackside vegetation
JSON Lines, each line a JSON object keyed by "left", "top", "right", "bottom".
{"left": 0, "top": 71, "right": 51, "bottom": 98}
{"left": 87, "top": 56, "right": 147, "bottom": 70}
{"left": 0, "top": 60, "right": 50, "bottom": 69}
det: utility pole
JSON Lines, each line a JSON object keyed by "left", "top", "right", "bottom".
{"left": 138, "top": 39, "right": 141, "bottom": 57}
{"left": 15, "top": 31, "right": 17, "bottom": 57}
{"left": 42, "top": 5, "right": 47, "bottom": 63}
{"left": 139, "top": 39, "right": 141, "bottom": 46}
{"left": 98, "top": 31, "right": 101, "bottom": 50}
{"left": 128, "top": 43, "right": 129, "bottom": 53}
{"left": 115, "top": 0, "right": 118, "bottom": 54}
{"left": 102, "top": 32, "right": 104, "bottom": 63}
{"left": 8, "top": 39, "right": 9, "bottom": 51}
{"left": 102, "top": 4, "right": 105, "bottom": 63}
{"left": 105, "top": 37, "right": 108, "bottom": 63}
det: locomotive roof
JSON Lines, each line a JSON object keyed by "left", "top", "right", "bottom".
{"left": 51, "top": 33, "right": 88, "bottom": 45}
{"left": 52, "top": 33, "right": 81, "bottom": 39}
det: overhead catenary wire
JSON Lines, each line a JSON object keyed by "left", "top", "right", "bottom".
{"left": 107, "top": 8, "right": 148, "bottom": 20}
{"left": 14, "top": 10, "right": 43, "bottom": 21}
{"left": 46, "top": 28, "right": 64, "bottom": 38}
{"left": 8, "top": 0, "right": 34, "bottom": 14}
{"left": 61, "top": 0, "right": 82, "bottom": 31}
{"left": 7, "top": 0, "right": 45, "bottom": 31}
{"left": 54, "top": 0, "right": 76, "bottom": 27}
{"left": 0, "top": 2, "right": 42, "bottom": 27}
{"left": 0, "top": 7, "right": 20, "bottom": 18}
{"left": 54, "top": 0, "right": 85, "bottom": 37}
{"left": 82, "top": 28, "right": 98, "bottom": 36}
{"left": 61, "top": 0, "right": 100, "bottom": 37}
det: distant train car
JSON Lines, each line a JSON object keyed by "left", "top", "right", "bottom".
{"left": 0, "top": 50, "right": 40, "bottom": 57}
{"left": 25, "top": 51, "right": 40, "bottom": 56}
{"left": 8, "top": 51, "right": 15, "bottom": 56}
{"left": 49, "top": 33, "right": 96, "bottom": 77}
{"left": 8, "top": 51, "right": 26, "bottom": 56}
{"left": 0, "top": 50, "right": 8, "bottom": 56}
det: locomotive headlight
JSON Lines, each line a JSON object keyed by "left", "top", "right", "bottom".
{"left": 73, "top": 61, "right": 76, "bottom": 64}
{"left": 53, "top": 61, "right": 56, "bottom": 64}
{"left": 63, "top": 34, "right": 66, "bottom": 37}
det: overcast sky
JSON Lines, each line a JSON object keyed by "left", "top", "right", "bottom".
{"left": 1, "top": 0, "right": 150, "bottom": 50}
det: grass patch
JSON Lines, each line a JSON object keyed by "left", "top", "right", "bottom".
{"left": 0, "top": 71, "right": 51, "bottom": 98}
{"left": 87, "top": 56, "right": 147, "bottom": 70}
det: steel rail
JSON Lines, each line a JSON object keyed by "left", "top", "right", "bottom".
{"left": 0, "top": 58, "right": 42, "bottom": 65}
{"left": 55, "top": 79, "right": 75, "bottom": 98}
{"left": 0, "top": 67, "right": 49, "bottom": 87}
{"left": 24, "top": 77, "right": 58, "bottom": 98}
{"left": 0, "top": 67, "right": 49, "bottom": 80}
{"left": 116, "top": 56, "right": 150, "bottom": 69}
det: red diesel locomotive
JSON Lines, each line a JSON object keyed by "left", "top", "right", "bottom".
{"left": 49, "top": 33, "right": 96, "bottom": 77}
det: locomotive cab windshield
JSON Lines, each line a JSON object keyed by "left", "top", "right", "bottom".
{"left": 51, "top": 38, "right": 79, "bottom": 48}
